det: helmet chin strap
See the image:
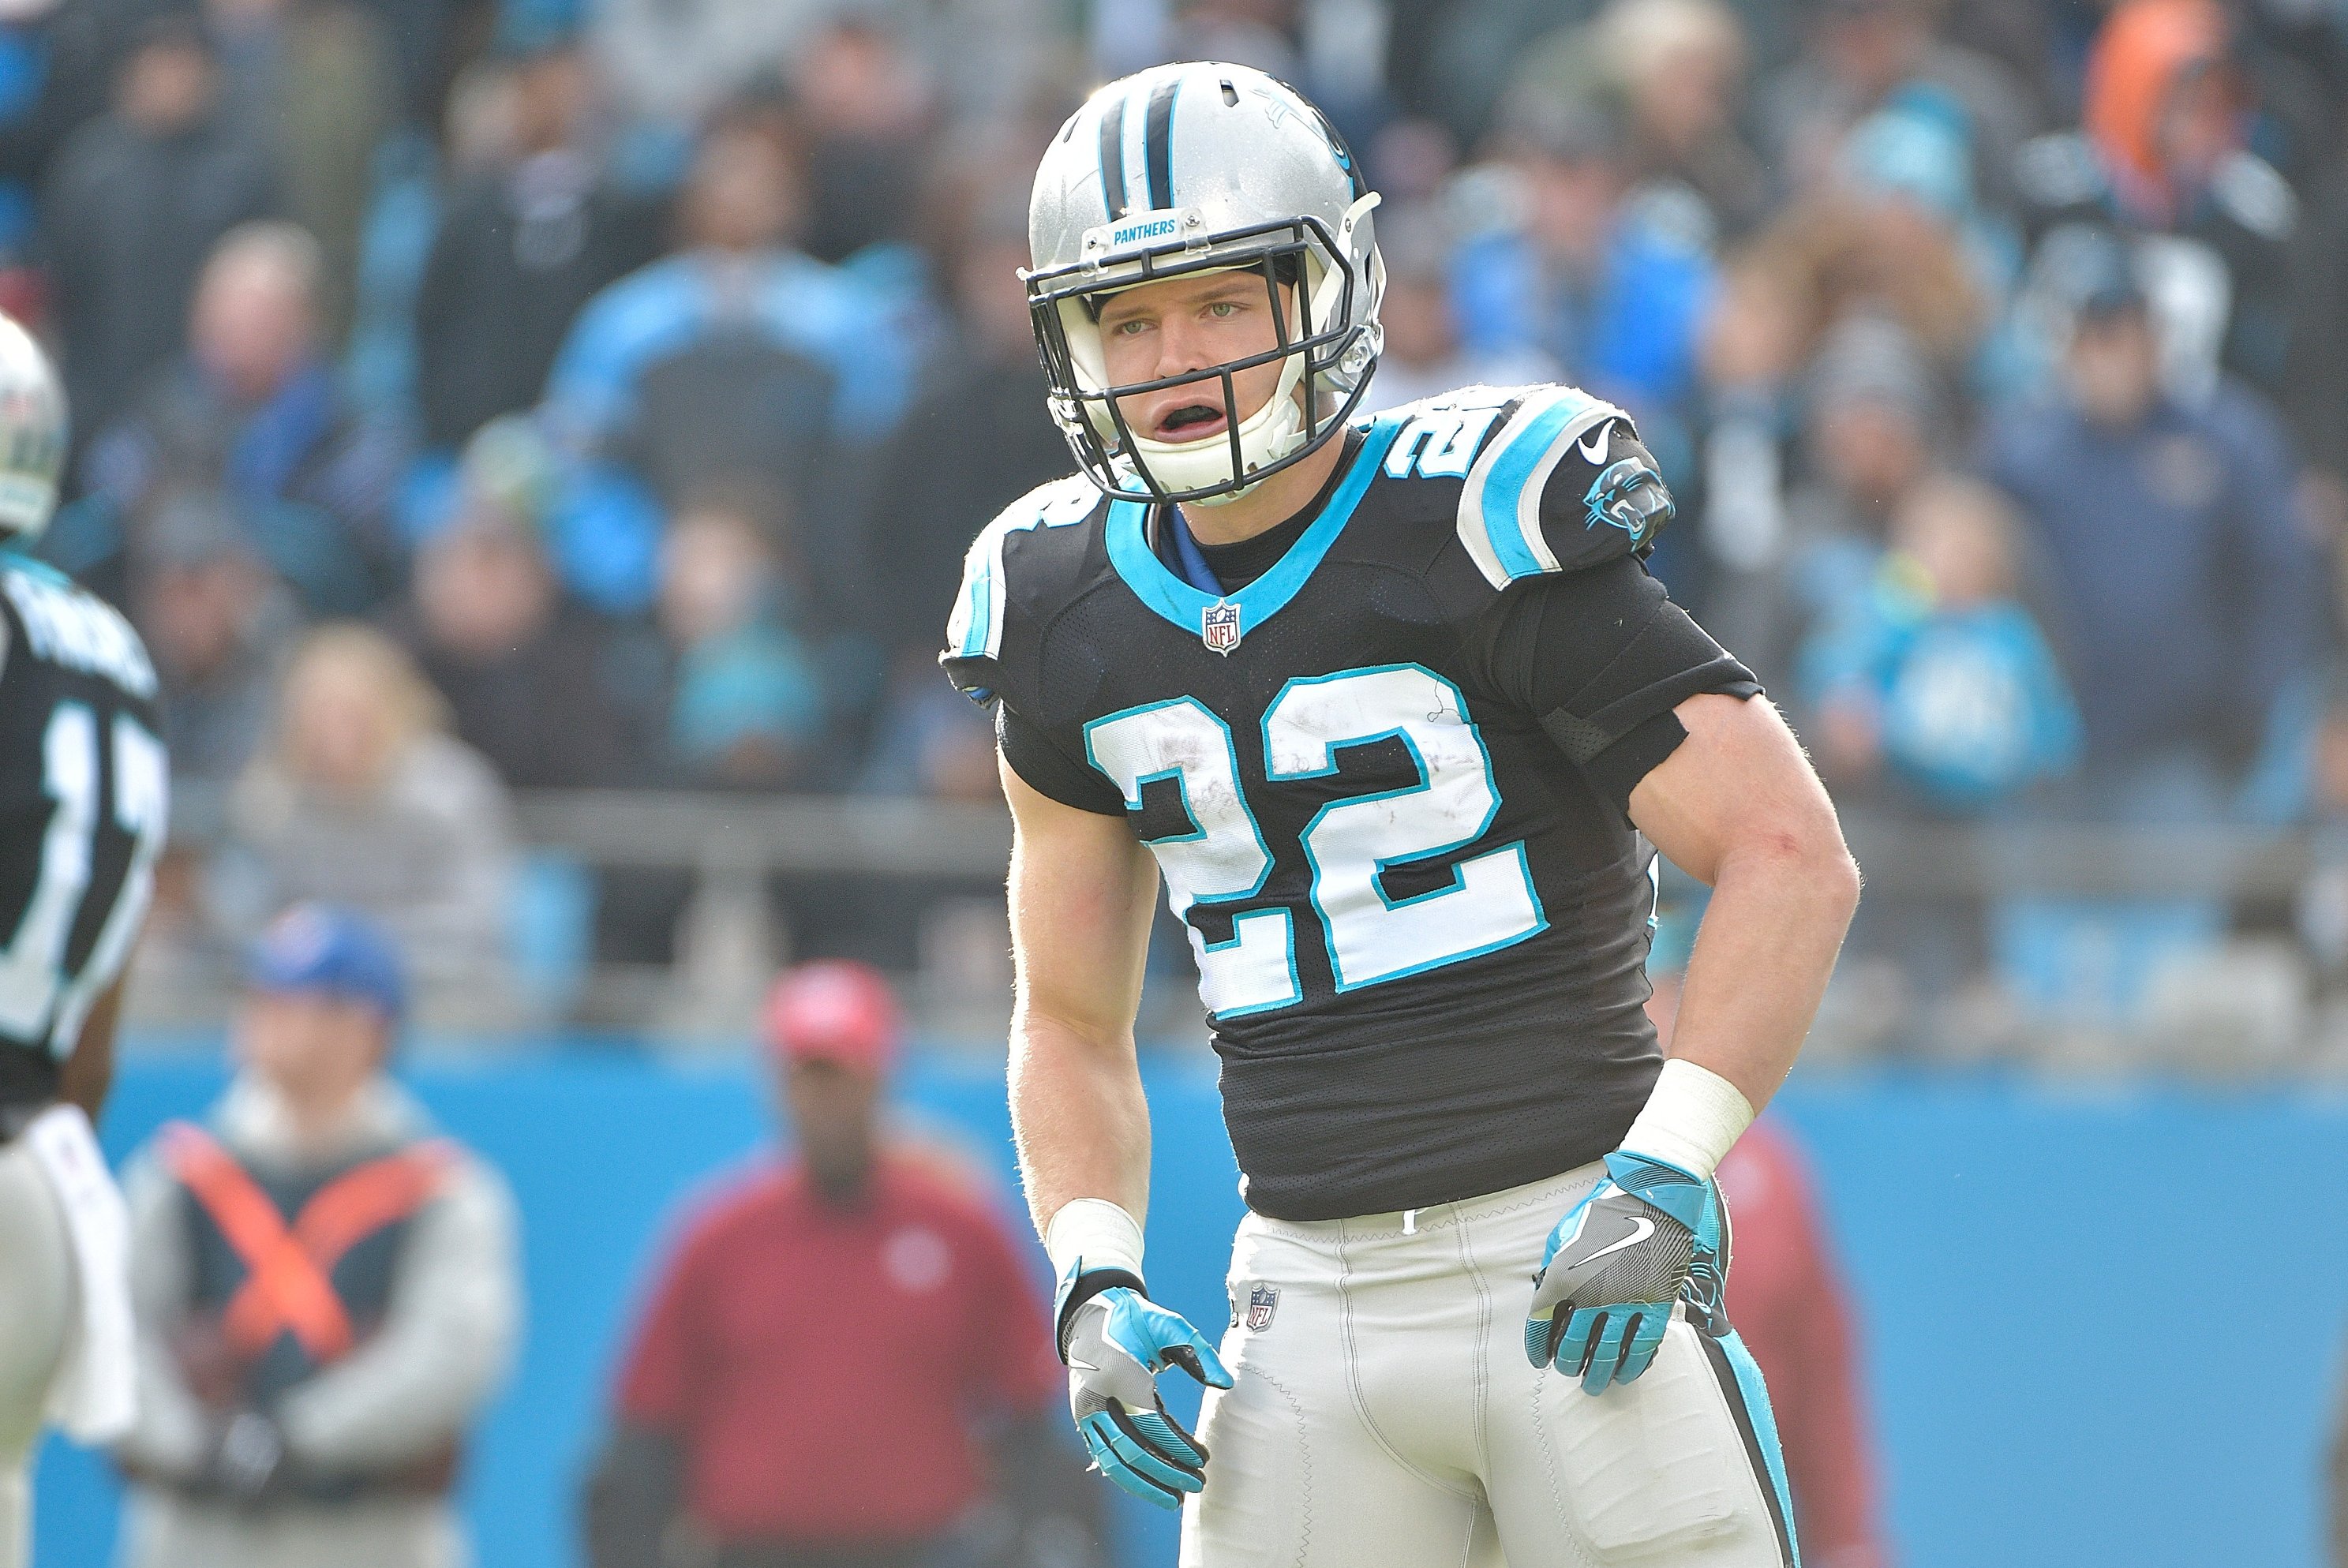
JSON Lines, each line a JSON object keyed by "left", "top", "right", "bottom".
{"left": 1129, "top": 350, "right": 1309, "bottom": 505}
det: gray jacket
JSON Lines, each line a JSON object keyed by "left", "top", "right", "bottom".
{"left": 114, "top": 1073, "right": 520, "bottom": 1492}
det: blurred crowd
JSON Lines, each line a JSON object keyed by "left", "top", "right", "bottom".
{"left": 7, "top": 0, "right": 2348, "bottom": 1043}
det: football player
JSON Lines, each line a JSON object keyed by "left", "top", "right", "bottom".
{"left": 944, "top": 62, "right": 1859, "bottom": 1567}
{"left": 0, "top": 313, "right": 166, "bottom": 1568}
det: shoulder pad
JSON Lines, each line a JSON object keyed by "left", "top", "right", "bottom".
{"left": 0, "top": 559, "right": 156, "bottom": 700}
{"left": 2211, "top": 152, "right": 2296, "bottom": 242}
{"left": 942, "top": 473, "right": 1098, "bottom": 667}
{"left": 1454, "top": 384, "right": 1640, "bottom": 589}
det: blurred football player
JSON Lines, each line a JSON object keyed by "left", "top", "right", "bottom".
{"left": 942, "top": 63, "right": 1860, "bottom": 1566}
{"left": 0, "top": 313, "right": 164, "bottom": 1568}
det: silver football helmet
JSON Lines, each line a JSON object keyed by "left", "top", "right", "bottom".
{"left": 0, "top": 312, "right": 65, "bottom": 542}
{"left": 1027, "top": 62, "right": 1385, "bottom": 505}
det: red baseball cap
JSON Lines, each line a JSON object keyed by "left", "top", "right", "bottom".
{"left": 762, "top": 960, "right": 902, "bottom": 1076}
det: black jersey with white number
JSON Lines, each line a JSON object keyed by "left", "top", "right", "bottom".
{"left": 0, "top": 553, "right": 167, "bottom": 1113}
{"left": 943, "top": 386, "right": 1757, "bottom": 1220}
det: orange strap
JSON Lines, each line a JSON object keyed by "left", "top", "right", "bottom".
{"left": 162, "top": 1124, "right": 457, "bottom": 1365}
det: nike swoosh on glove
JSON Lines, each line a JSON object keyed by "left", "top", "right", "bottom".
{"left": 1525, "top": 1151, "right": 1725, "bottom": 1394}
{"left": 1062, "top": 1285, "right": 1234, "bottom": 1510}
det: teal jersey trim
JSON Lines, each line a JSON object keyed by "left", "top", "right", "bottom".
{"left": 1716, "top": 1326, "right": 1802, "bottom": 1566}
{"left": 957, "top": 552, "right": 994, "bottom": 657}
{"left": 1104, "top": 418, "right": 1404, "bottom": 638}
{"left": 0, "top": 546, "right": 69, "bottom": 589}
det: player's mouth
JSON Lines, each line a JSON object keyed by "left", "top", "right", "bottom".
{"left": 1153, "top": 402, "right": 1230, "bottom": 443}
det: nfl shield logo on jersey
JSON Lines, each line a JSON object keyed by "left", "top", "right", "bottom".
{"left": 1245, "top": 1283, "right": 1279, "bottom": 1331}
{"left": 1202, "top": 600, "right": 1243, "bottom": 654}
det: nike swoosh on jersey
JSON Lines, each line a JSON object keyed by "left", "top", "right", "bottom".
{"left": 1576, "top": 425, "right": 1610, "bottom": 465}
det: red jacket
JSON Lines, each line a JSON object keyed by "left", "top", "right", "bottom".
{"left": 1718, "top": 1119, "right": 1894, "bottom": 1568}
{"left": 615, "top": 1151, "right": 1061, "bottom": 1545}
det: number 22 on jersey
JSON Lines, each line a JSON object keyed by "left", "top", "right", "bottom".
{"left": 1085, "top": 664, "right": 1545, "bottom": 1016}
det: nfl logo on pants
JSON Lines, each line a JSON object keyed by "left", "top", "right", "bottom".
{"left": 1202, "top": 601, "right": 1243, "bottom": 654}
{"left": 1245, "top": 1283, "right": 1279, "bottom": 1330}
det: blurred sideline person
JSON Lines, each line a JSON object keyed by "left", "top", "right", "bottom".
{"left": 0, "top": 312, "right": 163, "bottom": 1568}
{"left": 2333, "top": 1350, "right": 2348, "bottom": 1568}
{"left": 113, "top": 904, "right": 521, "bottom": 1568}
{"left": 946, "top": 63, "right": 1857, "bottom": 1566}
{"left": 1716, "top": 1123, "right": 1892, "bottom": 1568}
{"left": 586, "top": 961, "right": 1102, "bottom": 1568}
{"left": 1649, "top": 939, "right": 1892, "bottom": 1568}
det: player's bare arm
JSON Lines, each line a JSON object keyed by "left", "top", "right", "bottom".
{"left": 1002, "top": 759, "right": 1159, "bottom": 1234}
{"left": 1528, "top": 695, "right": 1856, "bottom": 1398}
{"left": 1628, "top": 692, "right": 1860, "bottom": 1115}
{"left": 1003, "top": 760, "right": 1234, "bottom": 1513}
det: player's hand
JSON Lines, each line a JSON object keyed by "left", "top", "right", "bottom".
{"left": 1060, "top": 1281, "right": 1234, "bottom": 1510}
{"left": 1526, "top": 1151, "right": 1725, "bottom": 1394}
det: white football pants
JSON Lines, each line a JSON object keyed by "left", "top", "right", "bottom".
{"left": 1181, "top": 1163, "right": 1797, "bottom": 1568}
{"left": 0, "top": 1136, "right": 73, "bottom": 1568}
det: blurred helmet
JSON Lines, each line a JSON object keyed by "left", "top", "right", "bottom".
{"left": 1026, "top": 62, "right": 1384, "bottom": 505}
{"left": 0, "top": 313, "right": 66, "bottom": 544}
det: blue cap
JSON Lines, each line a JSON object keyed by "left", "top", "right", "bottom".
{"left": 245, "top": 904, "right": 407, "bottom": 1024}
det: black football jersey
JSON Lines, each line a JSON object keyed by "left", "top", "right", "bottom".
{"left": 0, "top": 554, "right": 167, "bottom": 1112}
{"left": 943, "top": 385, "right": 1758, "bottom": 1220}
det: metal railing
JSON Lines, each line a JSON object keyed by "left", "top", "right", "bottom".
{"left": 508, "top": 793, "right": 2324, "bottom": 901}
{"left": 174, "top": 782, "right": 2324, "bottom": 898}
{"left": 146, "top": 788, "right": 2344, "bottom": 1057}
{"left": 510, "top": 791, "right": 1013, "bottom": 879}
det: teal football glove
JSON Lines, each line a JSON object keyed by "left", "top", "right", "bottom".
{"left": 1526, "top": 1151, "right": 1728, "bottom": 1394}
{"left": 1055, "top": 1269, "right": 1234, "bottom": 1511}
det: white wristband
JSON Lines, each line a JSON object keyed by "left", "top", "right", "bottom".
{"left": 1618, "top": 1059, "right": 1756, "bottom": 1181}
{"left": 1044, "top": 1197, "right": 1146, "bottom": 1285}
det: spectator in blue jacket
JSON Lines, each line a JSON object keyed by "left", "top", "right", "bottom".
{"left": 541, "top": 103, "right": 915, "bottom": 614}
{"left": 81, "top": 222, "right": 410, "bottom": 616}
{"left": 41, "top": 17, "right": 278, "bottom": 443}
{"left": 1980, "top": 245, "right": 2324, "bottom": 819}
{"left": 1451, "top": 92, "right": 1716, "bottom": 464}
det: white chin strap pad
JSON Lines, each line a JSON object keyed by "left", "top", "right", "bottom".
{"left": 1130, "top": 350, "right": 1309, "bottom": 502}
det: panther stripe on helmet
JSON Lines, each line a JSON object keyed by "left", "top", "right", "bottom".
{"left": 1096, "top": 92, "right": 1129, "bottom": 219}
{"left": 1144, "top": 75, "right": 1181, "bottom": 211}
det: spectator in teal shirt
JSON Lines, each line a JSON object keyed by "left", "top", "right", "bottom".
{"left": 1799, "top": 472, "right": 2080, "bottom": 813}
